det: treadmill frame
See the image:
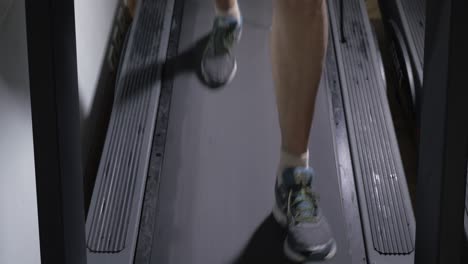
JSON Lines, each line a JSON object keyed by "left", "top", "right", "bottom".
{"left": 415, "top": 0, "right": 468, "bottom": 263}
{"left": 25, "top": 0, "right": 87, "bottom": 263}
{"left": 24, "top": 0, "right": 468, "bottom": 263}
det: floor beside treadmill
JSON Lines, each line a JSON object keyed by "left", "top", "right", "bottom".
{"left": 150, "top": 1, "right": 352, "bottom": 263}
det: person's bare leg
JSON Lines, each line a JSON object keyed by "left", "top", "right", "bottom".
{"left": 273, "top": 0, "right": 328, "bottom": 157}
{"left": 271, "top": 0, "right": 336, "bottom": 262}
{"left": 128, "top": 0, "right": 137, "bottom": 17}
{"left": 214, "top": 0, "right": 238, "bottom": 14}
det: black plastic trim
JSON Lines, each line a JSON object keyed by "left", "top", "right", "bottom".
{"left": 25, "top": 0, "right": 87, "bottom": 263}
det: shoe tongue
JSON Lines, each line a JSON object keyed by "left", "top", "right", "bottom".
{"left": 295, "top": 205, "right": 316, "bottom": 219}
{"left": 282, "top": 167, "right": 314, "bottom": 187}
{"left": 292, "top": 180, "right": 318, "bottom": 220}
{"left": 213, "top": 16, "right": 239, "bottom": 47}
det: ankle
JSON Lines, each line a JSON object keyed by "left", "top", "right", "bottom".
{"left": 215, "top": 2, "right": 241, "bottom": 21}
{"left": 280, "top": 149, "right": 309, "bottom": 167}
{"left": 277, "top": 149, "right": 309, "bottom": 183}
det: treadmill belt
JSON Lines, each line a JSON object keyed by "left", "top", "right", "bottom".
{"left": 149, "top": 0, "right": 352, "bottom": 263}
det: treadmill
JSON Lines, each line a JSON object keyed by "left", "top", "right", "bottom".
{"left": 24, "top": 0, "right": 468, "bottom": 261}
{"left": 377, "top": 0, "right": 424, "bottom": 117}
{"left": 82, "top": 0, "right": 415, "bottom": 263}
{"left": 377, "top": 0, "right": 468, "bottom": 238}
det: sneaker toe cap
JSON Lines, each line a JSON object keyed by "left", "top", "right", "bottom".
{"left": 201, "top": 54, "right": 236, "bottom": 86}
{"left": 287, "top": 216, "right": 336, "bottom": 255}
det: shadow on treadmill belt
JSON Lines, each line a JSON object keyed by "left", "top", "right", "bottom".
{"left": 117, "top": 34, "right": 211, "bottom": 103}
{"left": 232, "top": 215, "right": 296, "bottom": 264}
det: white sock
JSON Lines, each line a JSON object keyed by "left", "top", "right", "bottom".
{"left": 277, "top": 149, "right": 309, "bottom": 185}
{"left": 215, "top": 2, "right": 241, "bottom": 21}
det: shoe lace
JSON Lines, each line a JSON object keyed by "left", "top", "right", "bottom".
{"left": 210, "top": 19, "right": 237, "bottom": 56}
{"left": 287, "top": 185, "right": 320, "bottom": 223}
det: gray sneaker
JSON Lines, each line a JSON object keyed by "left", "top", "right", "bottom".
{"left": 201, "top": 15, "right": 242, "bottom": 87}
{"left": 273, "top": 167, "right": 337, "bottom": 262}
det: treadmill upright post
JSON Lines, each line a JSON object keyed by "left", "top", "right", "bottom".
{"left": 416, "top": 0, "right": 468, "bottom": 263}
{"left": 25, "top": 0, "right": 87, "bottom": 263}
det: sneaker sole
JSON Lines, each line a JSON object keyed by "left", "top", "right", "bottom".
{"left": 284, "top": 238, "right": 337, "bottom": 263}
{"left": 273, "top": 205, "right": 338, "bottom": 262}
{"left": 200, "top": 55, "right": 238, "bottom": 88}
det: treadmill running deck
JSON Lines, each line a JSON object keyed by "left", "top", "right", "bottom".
{"left": 150, "top": 1, "right": 352, "bottom": 263}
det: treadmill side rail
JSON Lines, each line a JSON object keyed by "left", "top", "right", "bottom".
{"left": 328, "top": 0, "right": 416, "bottom": 262}
{"left": 85, "top": 0, "right": 175, "bottom": 263}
